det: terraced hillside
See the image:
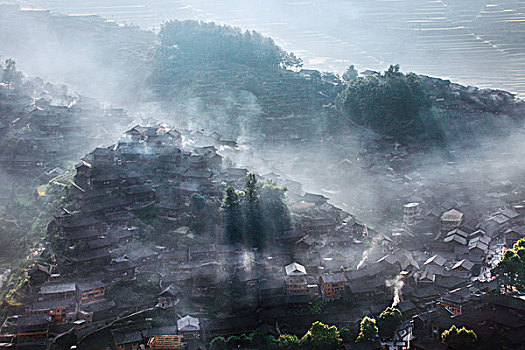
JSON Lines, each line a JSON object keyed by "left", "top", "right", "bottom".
{"left": 11, "top": 0, "right": 525, "bottom": 97}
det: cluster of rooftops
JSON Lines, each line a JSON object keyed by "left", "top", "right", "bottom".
{"left": 0, "top": 119, "right": 523, "bottom": 348}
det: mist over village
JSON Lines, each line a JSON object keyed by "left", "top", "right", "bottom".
{"left": 0, "top": 1, "right": 524, "bottom": 349}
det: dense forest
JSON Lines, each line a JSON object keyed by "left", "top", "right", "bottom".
{"left": 222, "top": 175, "right": 291, "bottom": 249}
{"left": 158, "top": 21, "right": 303, "bottom": 69}
{"left": 339, "top": 64, "right": 437, "bottom": 138}
{"left": 147, "top": 20, "right": 341, "bottom": 138}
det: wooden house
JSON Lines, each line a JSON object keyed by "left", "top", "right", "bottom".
{"left": 468, "top": 236, "right": 490, "bottom": 255}
{"left": 28, "top": 264, "right": 51, "bottom": 286}
{"left": 189, "top": 244, "right": 217, "bottom": 263}
{"left": 411, "top": 308, "right": 451, "bottom": 350}
{"left": 451, "top": 259, "right": 474, "bottom": 274}
{"left": 236, "top": 270, "right": 260, "bottom": 293}
{"left": 69, "top": 248, "right": 112, "bottom": 271}
{"left": 301, "top": 192, "right": 329, "bottom": 205}
{"left": 285, "top": 262, "right": 308, "bottom": 295}
{"left": 39, "top": 282, "right": 76, "bottom": 301}
{"left": 258, "top": 280, "right": 285, "bottom": 299}
{"left": 157, "top": 285, "right": 180, "bottom": 309}
{"left": 16, "top": 315, "right": 51, "bottom": 341}
{"left": 320, "top": 273, "right": 347, "bottom": 299}
{"left": 443, "top": 228, "right": 468, "bottom": 250}
{"left": 423, "top": 255, "right": 447, "bottom": 269}
{"left": 106, "top": 258, "right": 137, "bottom": 280}
{"left": 156, "top": 201, "right": 187, "bottom": 220}
{"left": 77, "top": 281, "right": 106, "bottom": 304}
{"left": 501, "top": 209, "right": 521, "bottom": 224}
{"left": 505, "top": 228, "right": 525, "bottom": 247}
{"left": 26, "top": 299, "right": 72, "bottom": 325}
{"left": 92, "top": 147, "right": 115, "bottom": 166}
{"left": 122, "top": 184, "right": 155, "bottom": 203}
{"left": 437, "top": 285, "right": 484, "bottom": 316}
{"left": 348, "top": 276, "right": 387, "bottom": 301}
{"left": 91, "top": 169, "right": 120, "bottom": 189}
{"left": 418, "top": 270, "right": 436, "bottom": 285}
{"left": 481, "top": 214, "right": 511, "bottom": 238}
{"left": 124, "top": 246, "right": 158, "bottom": 266}
{"left": 440, "top": 209, "right": 463, "bottom": 232}
{"left": 81, "top": 300, "right": 117, "bottom": 323}
{"left": 112, "top": 329, "right": 143, "bottom": 350}
{"left": 74, "top": 160, "right": 92, "bottom": 188}
{"left": 147, "top": 335, "right": 182, "bottom": 350}
{"left": 191, "top": 263, "right": 219, "bottom": 298}
{"left": 123, "top": 125, "right": 148, "bottom": 141}
{"left": 177, "top": 315, "right": 200, "bottom": 340}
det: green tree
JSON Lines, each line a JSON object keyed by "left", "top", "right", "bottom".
{"left": 1, "top": 59, "right": 22, "bottom": 89}
{"left": 356, "top": 317, "right": 379, "bottom": 342}
{"left": 248, "top": 330, "right": 279, "bottom": 350}
{"left": 259, "top": 183, "right": 291, "bottom": 235}
{"left": 340, "top": 64, "right": 432, "bottom": 138}
{"left": 384, "top": 64, "right": 401, "bottom": 79}
{"left": 249, "top": 330, "right": 267, "bottom": 347}
{"left": 244, "top": 173, "right": 263, "bottom": 248}
{"left": 321, "top": 72, "right": 340, "bottom": 84}
{"left": 239, "top": 334, "right": 252, "bottom": 348}
{"left": 221, "top": 186, "right": 243, "bottom": 244}
{"left": 245, "top": 173, "right": 259, "bottom": 203}
{"left": 158, "top": 20, "right": 302, "bottom": 69}
{"left": 209, "top": 336, "right": 226, "bottom": 350}
{"left": 342, "top": 65, "right": 358, "bottom": 82}
{"left": 441, "top": 325, "right": 477, "bottom": 350}
{"left": 189, "top": 193, "right": 208, "bottom": 233}
{"left": 377, "top": 307, "right": 402, "bottom": 338}
{"left": 301, "top": 321, "right": 342, "bottom": 350}
{"left": 493, "top": 238, "right": 525, "bottom": 291}
{"left": 190, "top": 193, "right": 206, "bottom": 213}
{"left": 277, "top": 334, "right": 301, "bottom": 349}
{"left": 225, "top": 335, "right": 240, "bottom": 349}
{"left": 264, "top": 336, "right": 279, "bottom": 350}
{"left": 339, "top": 327, "right": 355, "bottom": 344}
{"left": 281, "top": 51, "right": 303, "bottom": 69}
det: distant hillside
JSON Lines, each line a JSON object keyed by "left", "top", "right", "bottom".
{"left": 149, "top": 21, "right": 525, "bottom": 145}
{"left": 148, "top": 20, "right": 342, "bottom": 139}
{"left": 0, "top": 5, "right": 523, "bottom": 146}
{"left": 0, "top": 4, "right": 154, "bottom": 104}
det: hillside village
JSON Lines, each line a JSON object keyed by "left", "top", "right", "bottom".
{"left": 0, "top": 60, "right": 523, "bottom": 350}
{"left": 0, "top": 122, "right": 522, "bottom": 349}
{"left": 0, "top": 4, "right": 524, "bottom": 350}
{"left": 0, "top": 67, "right": 131, "bottom": 184}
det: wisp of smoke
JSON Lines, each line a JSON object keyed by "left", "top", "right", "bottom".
{"left": 242, "top": 250, "right": 254, "bottom": 272}
{"left": 356, "top": 225, "right": 376, "bottom": 270}
{"left": 356, "top": 250, "right": 368, "bottom": 270}
{"left": 386, "top": 274, "right": 405, "bottom": 307}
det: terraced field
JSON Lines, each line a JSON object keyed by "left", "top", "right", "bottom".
{"left": 11, "top": 0, "right": 525, "bottom": 97}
